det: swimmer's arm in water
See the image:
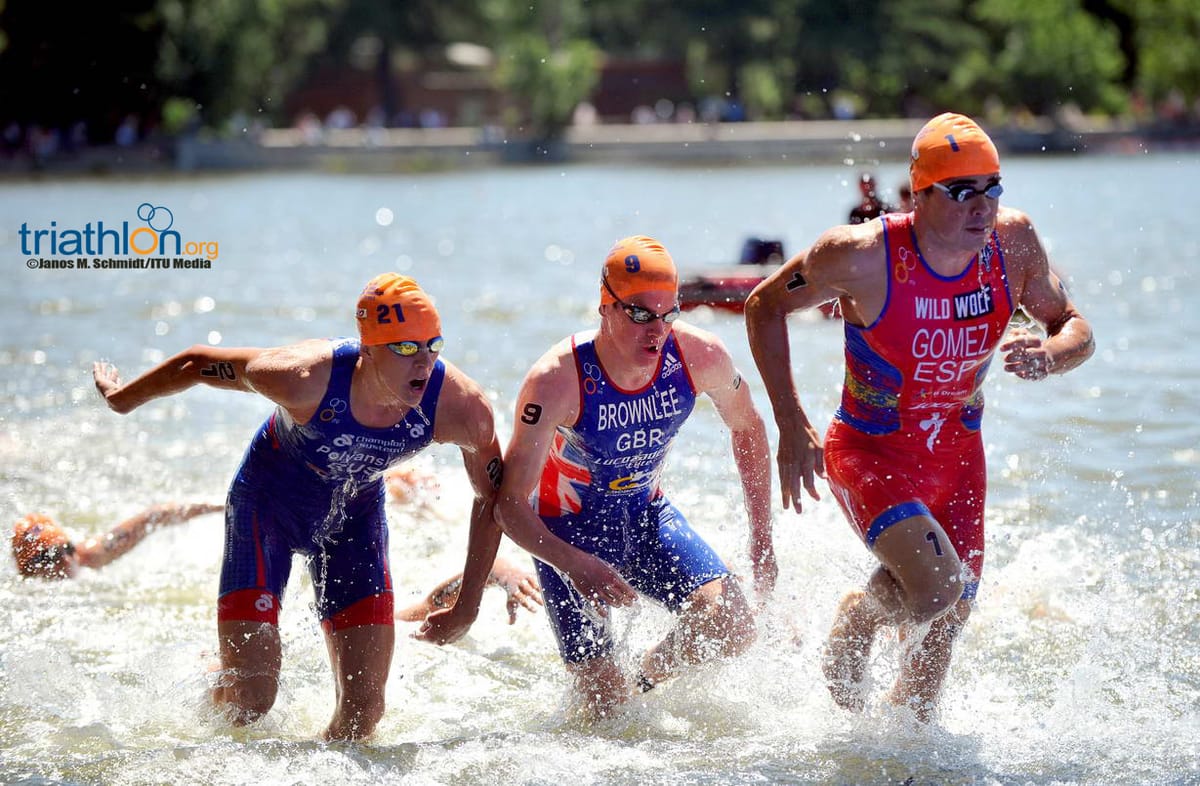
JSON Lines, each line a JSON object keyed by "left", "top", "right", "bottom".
{"left": 396, "top": 556, "right": 543, "bottom": 624}
{"left": 75, "top": 502, "right": 224, "bottom": 569}
{"left": 93, "top": 341, "right": 331, "bottom": 416}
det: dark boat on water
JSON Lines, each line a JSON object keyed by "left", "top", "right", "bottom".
{"left": 678, "top": 238, "right": 785, "bottom": 314}
{"left": 678, "top": 237, "right": 840, "bottom": 317}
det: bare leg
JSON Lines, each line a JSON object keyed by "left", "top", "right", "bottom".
{"left": 323, "top": 623, "right": 395, "bottom": 741}
{"left": 823, "top": 514, "right": 964, "bottom": 713}
{"left": 567, "top": 655, "right": 630, "bottom": 720}
{"left": 888, "top": 599, "right": 972, "bottom": 722}
{"left": 822, "top": 568, "right": 902, "bottom": 711}
{"left": 639, "top": 576, "right": 755, "bottom": 688}
{"left": 213, "top": 620, "right": 282, "bottom": 725}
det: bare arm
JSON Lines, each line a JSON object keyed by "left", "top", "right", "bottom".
{"left": 493, "top": 344, "right": 637, "bottom": 611}
{"left": 93, "top": 341, "right": 331, "bottom": 419}
{"left": 744, "top": 226, "right": 885, "bottom": 513}
{"left": 396, "top": 556, "right": 542, "bottom": 624}
{"left": 998, "top": 211, "right": 1095, "bottom": 379}
{"left": 75, "top": 502, "right": 223, "bottom": 570}
{"left": 678, "top": 325, "right": 776, "bottom": 600}
{"left": 415, "top": 364, "right": 505, "bottom": 645}
{"left": 743, "top": 246, "right": 836, "bottom": 513}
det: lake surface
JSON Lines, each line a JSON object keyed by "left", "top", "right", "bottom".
{"left": 1, "top": 152, "right": 1198, "bottom": 785}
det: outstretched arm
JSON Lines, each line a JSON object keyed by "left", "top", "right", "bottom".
{"left": 396, "top": 556, "right": 542, "bottom": 624}
{"left": 94, "top": 346, "right": 262, "bottom": 414}
{"left": 75, "top": 502, "right": 223, "bottom": 570}
{"left": 93, "top": 341, "right": 330, "bottom": 418}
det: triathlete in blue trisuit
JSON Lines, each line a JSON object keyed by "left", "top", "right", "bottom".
{"left": 496, "top": 236, "right": 776, "bottom": 719}
{"left": 93, "top": 274, "right": 504, "bottom": 741}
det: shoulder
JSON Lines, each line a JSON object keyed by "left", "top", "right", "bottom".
{"left": 995, "top": 206, "right": 1039, "bottom": 242}
{"left": 672, "top": 322, "right": 735, "bottom": 390}
{"left": 806, "top": 221, "right": 886, "bottom": 278}
{"left": 247, "top": 339, "right": 334, "bottom": 378}
{"left": 244, "top": 339, "right": 333, "bottom": 406}
{"left": 672, "top": 320, "right": 727, "bottom": 357}
{"left": 523, "top": 334, "right": 581, "bottom": 392}
{"left": 512, "top": 335, "right": 585, "bottom": 427}
{"left": 994, "top": 206, "right": 1050, "bottom": 273}
{"left": 434, "top": 359, "right": 497, "bottom": 448}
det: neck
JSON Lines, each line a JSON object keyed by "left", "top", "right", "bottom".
{"left": 592, "top": 327, "right": 663, "bottom": 390}
{"left": 912, "top": 217, "right": 982, "bottom": 276}
{"left": 352, "top": 354, "right": 413, "bottom": 424}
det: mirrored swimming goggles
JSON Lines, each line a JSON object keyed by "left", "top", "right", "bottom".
{"left": 386, "top": 336, "right": 445, "bottom": 357}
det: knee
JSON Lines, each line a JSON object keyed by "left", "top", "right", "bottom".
{"left": 905, "top": 584, "right": 965, "bottom": 625}
{"left": 213, "top": 673, "right": 278, "bottom": 725}
{"left": 329, "top": 690, "right": 387, "bottom": 741}
{"left": 349, "top": 696, "right": 387, "bottom": 737}
{"left": 694, "top": 578, "right": 757, "bottom": 655}
{"left": 570, "top": 658, "right": 629, "bottom": 719}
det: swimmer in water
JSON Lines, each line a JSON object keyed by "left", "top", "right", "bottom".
{"left": 11, "top": 503, "right": 223, "bottom": 579}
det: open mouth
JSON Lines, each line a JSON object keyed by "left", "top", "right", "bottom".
{"left": 409, "top": 378, "right": 428, "bottom": 392}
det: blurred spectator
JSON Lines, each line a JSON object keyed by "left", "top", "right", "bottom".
{"left": 325, "top": 106, "right": 355, "bottom": 130}
{"left": 115, "top": 114, "right": 139, "bottom": 147}
{"left": 572, "top": 101, "right": 598, "bottom": 126}
{"left": 847, "top": 172, "right": 893, "bottom": 224}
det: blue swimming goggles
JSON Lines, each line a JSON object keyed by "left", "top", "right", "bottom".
{"left": 932, "top": 180, "right": 1004, "bottom": 203}
{"left": 386, "top": 336, "right": 444, "bottom": 357}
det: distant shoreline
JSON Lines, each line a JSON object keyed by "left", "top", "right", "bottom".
{"left": 3, "top": 117, "right": 1196, "bottom": 178}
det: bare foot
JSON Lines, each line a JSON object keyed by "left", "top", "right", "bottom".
{"left": 821, "top": 592, "right": 875, "bottom": 712}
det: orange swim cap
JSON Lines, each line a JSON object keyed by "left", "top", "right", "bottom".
{"left": 11, "top": 513, "right": 73, "bottom": 577}
{"left": 600, "top": 236, "right": 678, "bottom": 305}
{"left": 355, "top": 273, "right": 442, "bottom": 346}
{"left": 910, "top": 112, "right": 1000, "bottom": 193}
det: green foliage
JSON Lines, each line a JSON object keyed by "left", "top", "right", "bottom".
{"left": 1114, "top": 0, "right": 1200, "bottom": 106}
{"left": 2, "top": 0, "right": 1197, "bottom": 135}
{"left": 495, "top": 34, "right": 600, "bottom": 138}
{"left": 160, "top": 97, "right": 200, "bottom": 135}
{"left": 871, "top": 0, "right": 988, "bottom": 116}
{"left": 485, "top": 0, "right": 601, "bottom": 138}
{"left": 155, "top": 0, "right": 339, "bottom": 129}
{"left": 966, "top": 0, "right": 1127, "bottom": 115}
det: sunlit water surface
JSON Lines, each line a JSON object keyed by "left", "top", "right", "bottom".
{"left": 1, "top": 152, "right": 1198, "bottom": 785}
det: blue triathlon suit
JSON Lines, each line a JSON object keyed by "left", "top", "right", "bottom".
{"left": 533, "top": 331, "right": 729, "bottom": 663}
{"left": 219, "top": 338, "right": 444, "bottom": 631}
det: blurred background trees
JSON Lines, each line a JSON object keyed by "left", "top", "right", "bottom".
{"left": 1, "top": 0, "right": 1197, "bottom": 145}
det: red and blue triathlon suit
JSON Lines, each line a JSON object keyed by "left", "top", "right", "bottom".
{"left": 219, "top": 338, "right": 444, "bottom": 632}
{"left": 534, "top": 331, "right": 728, "bottom": 662}
{"left": 825, "top": 212, "right": 1014, "bottom": 600}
